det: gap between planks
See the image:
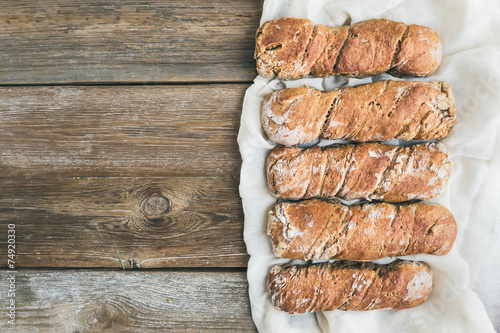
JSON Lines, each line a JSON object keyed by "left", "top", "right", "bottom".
{"left": 0, "top": 267, "right": 248, "bottom": 272}
{"left": 0, "top": 81, "right": 255, "bottom": 87}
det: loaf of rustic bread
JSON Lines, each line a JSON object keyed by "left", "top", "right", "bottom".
{"left": 255, "top": 17, "right": 442, "bottom": 80}
{"left": 262, "top": 80, "right": 456, "bottom": 145}
{"left": 268, "top": 199, "right": 457, "bottom": 261}
{"left": 267, "top": 142, "right": 452, "bottom": 202}
{"left": 268, "top": 260, "right": 432, "bottom": 313}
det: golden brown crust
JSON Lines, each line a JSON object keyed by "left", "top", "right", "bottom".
{"left": 255, "top": 17, "right": 442, "bottom": 79}
{"left": 267, "top": 199, "right": 457, "bottom": 261}
{"left": 334, "top": 19, "right": 406, "bottom": 76}
{"left": 268, "top": 260, "right": 432, "bottom": 313}
{"left": 310, "top": 25, "right": 350, "bottom": 76}
{"left": 255, "top": 17, "right": 317, "bottom": 80}
{"left": 390, "top": 24, "right": 442, "bottom": 76}
{"left": 261, "top": 80, "right": 456, "bottom": 145}
{"left": 266, "top": 142, "right": 452, "bottom": 202}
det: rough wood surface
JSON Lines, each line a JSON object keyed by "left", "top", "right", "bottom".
{"left": 0, "top": 270, "right": 256, "bottom": 332}
{"left": 0, "top": 85, "right": 246, "bottom": 178}
{"left": 0, "top": 176, "right": 247, "bottom": 268}
{"left": 0, "top": 2, "right": 260, "bottom": 329}
{"left": 0, "top": 0, "right": 262, "bottom": 84}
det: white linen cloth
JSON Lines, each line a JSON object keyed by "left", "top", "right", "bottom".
{"left": 238, "top": 0, "right": 500, "bottom": 332}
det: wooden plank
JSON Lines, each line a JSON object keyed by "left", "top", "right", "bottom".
{"left": 0, "top": 176, "right": 248, "bottom": 268}
{"left": 0, "top": 84, "right": 247, "bottom": 178}
{"left": 0, "top": 270, "right": 256, "bottom": 332}
{"left": 0, "top": 0, "right": 261, "bottom": 84}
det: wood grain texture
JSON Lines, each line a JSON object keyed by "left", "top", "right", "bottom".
{"left": 0, "top": 2, "right": 259, "bottom": 327}
{"left": 0, "top": 85, "right": 246, "bottom": 178}
{"left": 0, "top": 176, "right": 247, "bottom": 268}
{"left": 0, "top": 270, "right": 256, "bottom": 332}
{"left": 0, "top": 0, "right": 262, "bottom": 84}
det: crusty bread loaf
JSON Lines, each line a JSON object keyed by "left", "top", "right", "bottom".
{"left": 268, "top": 260, "right": 432, "bottom": 313}
{"left": 268, "top": 199, "right": 457, "bottom": 261}
{"left": 266, "top": 142, "right": 452, "bottom": 202}
{"left": 255, "top": 17, "right": 442, "bottom": 80}
{"left": 262, "top": 80, "right": 456, "bottom": 145}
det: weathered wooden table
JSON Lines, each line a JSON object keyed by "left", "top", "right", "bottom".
{"left": 0, "top": 1, "right": 262, "bottom": 331}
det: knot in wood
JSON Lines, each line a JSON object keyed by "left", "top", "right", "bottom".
{"left": 141, "top": 194, "right": 171, "bottom": 217}
{"left": 78, "top": 302, "right": 131, "bottom": 330}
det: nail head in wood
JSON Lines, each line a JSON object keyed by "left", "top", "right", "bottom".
{"left": 141, "top": 194, "right": 171, "bottom": 217}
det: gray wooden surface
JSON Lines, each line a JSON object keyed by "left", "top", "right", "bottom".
{"left": 0, "top": 85, "right": 245, "bottom": 178}
{"left": 0, "top": 270, "right": 254, "bottom": 332}
{"left": 0, "top": 0, "right": 262, "bottom": 331}
{"left": 0, "top": 0, "right": 261, "bottom": 84}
